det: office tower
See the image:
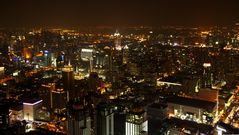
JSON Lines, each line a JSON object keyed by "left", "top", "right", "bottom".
{"left": 43, "top": 83, "right": 67, "bottom": 113}
{"left": 123, "top": 45, "right": 129, "bottom": 64}
{"left": 147, "top": 103, "right": 168, "bottom": 135}
{"left": 62, "top": 63, "right": 74, "bottom": 101}
{"left": 43, "top": 50, "right": 52, "bottom": 67}
{"left": 114, "top": 106, "right": 126, "bottom": 135}
{"left": 125, "top": 105, "right": 148, "bottom": 135}
{"left": 114, "top": 30, "right": 122, "bottom": 51}
{"left": 50, "top": 53, "right": 57, "bottom": 67}
{"left": 88, "top": 72, "right": 100, "bottom": 92}
{"left": 81, "top": 48, "right": 94, "bottom": 73}
{"left": 0, "top": 103, "right": 9, "bottom": 128}
{"left": 202, "top": 63, "right": 213, "bottom": 88}
{"left": 0, "top": 67, "right": 4, "bottom": 79}
{"left": 51, "top": 89, "right": 67, "bottom": 113}
{"left": 57, "top": 53, "right": 65, "bottom": 68}
{"left": 95, "top": 102, "right": 114, "bottom": 135}
{"left": 0, "top": 41, "right": 9, "bottom": 58}
{"left": 9, "top": 105, "right": 23, "bottom": 124}
{"left": 23, "top": 99, "right": 43, "bottom": 121}
{"left": 94, "top": 52, "right": 107, "bottom": 69}
{"left": 67, "top": 100, "right": 91, "bottom": 135}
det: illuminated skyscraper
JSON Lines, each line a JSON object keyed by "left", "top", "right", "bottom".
{"left": 123, "top": 45, "right": 129, "bottom": 64}
{"left": 114, "top": 30, "right": 122, "bottom": 51}
{"left": 51, "top": 90, "right": 66, "bottom": 112}
{"left": 81, "top": 48, "right": 94, "bottom": 73}
{"left": 125, "top": 106, "right": 148, "bottom": 135}
{"left": 62, "top": 63, "right": 74, "bottom": 101}
{"left": 43, "top": 50, "right": 49, "bottom": 66}
{"left": 202, "top": 63, "right": 213, "bottom": 88}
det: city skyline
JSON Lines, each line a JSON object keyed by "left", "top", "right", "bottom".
{"left": 1, "top": 1, "right": 239, "bottom": 135}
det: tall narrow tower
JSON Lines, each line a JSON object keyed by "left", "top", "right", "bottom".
{"left": 123, "top": 45, "right": 129, "bottom": 64}
{"left": 67, "top": 100, "right": 91, "bottom": 135}
{"left": 125, "top": 106, "right": 148, "bottom": 135}
{"left": 81, "top": 48, "right": 94, "bottom": 74}
{"left": 95, "top": 102, "right": 114, "bottom": 135}
{"left": 202, "top": 63, "right": 213, "bottom": 88}
{"left": 114, "top": 30, "right": 122, "bottom": 51}
{"left": 62, "top": 62, "right": 74, "bottom": 101}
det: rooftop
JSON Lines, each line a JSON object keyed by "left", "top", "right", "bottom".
{"left": 167, "top": 96, "right": 216, "bottom": 111}
{"left": 149, "top": 103, "right": 168, "bottom": 109}
{"left": 23, "top": 99, "right": 43, "bottom": 105}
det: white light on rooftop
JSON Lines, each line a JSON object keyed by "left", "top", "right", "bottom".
{"left": 82, "top": 49, "right": 93, "bottom": 53}
{"left": 23, "top": 100, "right": 43, "bottom": 106}
{"left": 203, "top": 63, "right": 211, "bottom": 67}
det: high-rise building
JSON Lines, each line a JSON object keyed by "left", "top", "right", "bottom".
{"left": 114, "top": 30, "right": 122, "bottom": 51}
{"left": 51, "top": 90, "right": 67, "bottom": 113}
{"left": 93, "top": 52, "right": 108, "bottom": 69}
{"left": 0, "top": 103, "right": 9, "bottom": 128}
{"left": 122, "top": 45, "right": 129, "bottom": 64}
{"left": 88, "top": 72, "right": 100, "bottom": 92}
{"left": 43, "top": 50, "right": 53, "bottom": 67}
{"left": 125, "top": 105, "right": 148, "bottom": 135}
{"left": 56, "top": 53, "right": 65, "bottom": 68}
{"left": 62, "top": 64, "right": 74, "bottom": 101}
{"left": 67, "top": 100, "right": 91, "bottom": 135}
{"left": 81, "top": 48, "right": 93, "bottom": 61}
{"left": 95, "top": 102, "right": 114, "bottom": 135}
{"left": 0, "top": 67, "right": 4, "bottom": 79}
{"left": 114, "top": 106, "right": 126, "bottom": 135}
{"left": 81, "top": 48, "right": 94, "bottom": 73}
{"left": 23, "top": 99, "right": 43, "bottom": 121}
{"left": 202, "top": 63, "right": 213, "bottom": 88}
{"left": 147, "top": 103, "right": 168, "bottom": 135}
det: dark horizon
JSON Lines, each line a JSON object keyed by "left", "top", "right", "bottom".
{"left": 0, "top": 0, "right": 239, "bottom": 28}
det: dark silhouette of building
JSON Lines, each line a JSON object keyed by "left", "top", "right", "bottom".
{"left": 0, "top": 103, "right": 9, "bottom": 128}
{"left": 95, "top": 102, "right": 114, "bottom": 135}
{"left": 67, "top": 99, "right": 91, "bottom": 135}
{"left": 114, "top": 106, "right": 126, "bottom": 135}
{"left": 147, "top": 103, "right": 168, "bottom": 135}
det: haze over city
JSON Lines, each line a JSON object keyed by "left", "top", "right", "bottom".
{"left": 0, "top": 0, "right": 239, "bottom": 27}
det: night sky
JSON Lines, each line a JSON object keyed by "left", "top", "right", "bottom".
{"left": 0, "top": 0, "right": 239, "bottom": 27}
